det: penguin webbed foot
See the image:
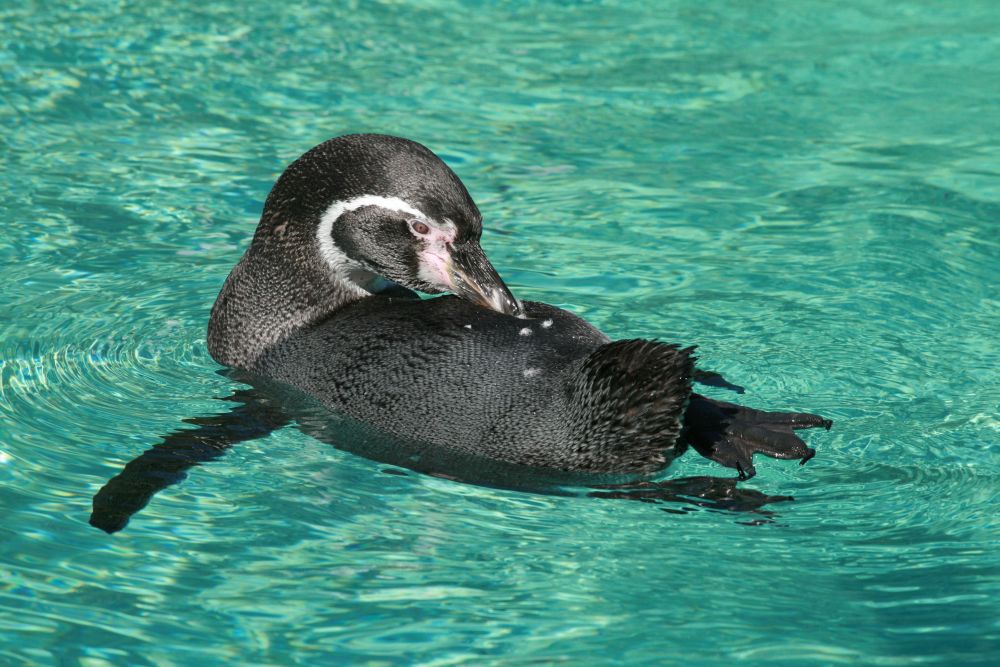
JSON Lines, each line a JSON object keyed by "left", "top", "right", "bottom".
{"left": 684, "top": 395, "right": 831, "bottom": 480}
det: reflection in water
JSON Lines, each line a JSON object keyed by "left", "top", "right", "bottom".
{"left": 91, "top": 375, "right": 799, "bottom": 533}
{"left": 89, "top": 386, "right": 290, "bottom": 533}
{"left": 588, "top": 477, "right": 793, "bottom": 525}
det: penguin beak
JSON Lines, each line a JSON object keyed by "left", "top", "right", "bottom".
{"left": 445, "top": 242, "right": 523, "bottom": 317}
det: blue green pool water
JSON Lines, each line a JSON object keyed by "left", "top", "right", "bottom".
{"left": 2, "top": 1, "right": 998, "bottom": 664}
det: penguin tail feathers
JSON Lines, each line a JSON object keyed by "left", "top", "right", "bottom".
{"left": 682, "top": 394, "right": 832, "bottom": 479}
{"left": 566, "top": 340, "right": 696, "bottom": 474}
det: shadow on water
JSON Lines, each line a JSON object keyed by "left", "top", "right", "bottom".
{"left": 90, "top": 371, "right": 793, "bottom": 534}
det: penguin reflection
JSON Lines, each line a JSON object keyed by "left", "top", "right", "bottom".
{"left": 90, "top": 376, "right": 797, "bottom": 533}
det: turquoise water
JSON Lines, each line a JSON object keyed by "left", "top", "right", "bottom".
{"left": 2, "top": 0, "right": 998, "bottom": 664}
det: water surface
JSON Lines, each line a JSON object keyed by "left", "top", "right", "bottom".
{"left": 1, "top": 1, "right": 998, "bottom": 664}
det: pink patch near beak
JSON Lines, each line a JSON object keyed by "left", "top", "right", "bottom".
{"left": 417, "top": 248, "right": 453, "bottom": 289}
{"left": 415, "top": 225, "right": 458, "bottom": 290}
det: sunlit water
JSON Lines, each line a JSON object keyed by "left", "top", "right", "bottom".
{"left": 2, "top": 1, "right": 998, "bottom": 664}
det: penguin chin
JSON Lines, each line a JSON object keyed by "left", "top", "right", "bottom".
{"left": 416, "top": 283, "right": 447, "bottom": 295}
{"left": 345, "top": 265, "right": 408, "bottom": 295}
{"left": 374, "top": 272, "right": 447, "bottom": 297}
{"left": 390, "top": 278, "right": 444, "bottom": 295}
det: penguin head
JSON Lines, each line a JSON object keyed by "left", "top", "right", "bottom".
{"left": 260, "top": 134, "right": 522, "bottom": 316}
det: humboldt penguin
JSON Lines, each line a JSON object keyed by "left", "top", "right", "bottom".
{"left": 206, "top": 133, "right": 831, "bottom": 478}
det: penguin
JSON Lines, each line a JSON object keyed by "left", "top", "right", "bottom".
{"left": 206, "top": 133, "right": 831, "bottom": 478}
{"left": 89, "top": 133, "right": 832, "bottom": 533}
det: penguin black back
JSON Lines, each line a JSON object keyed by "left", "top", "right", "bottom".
{"left": 252, "top": 295, "right": 695, "bottom": 473}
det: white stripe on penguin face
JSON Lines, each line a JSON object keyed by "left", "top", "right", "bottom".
{"left": 316, "top": 195, "right": 431, "bottom": 292}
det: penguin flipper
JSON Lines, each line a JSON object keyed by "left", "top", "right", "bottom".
{"left": 89, "top": 388, "right": 290, "bottom": 534}
{"left": 566, "top": 340, "right": 696, "bottom": 474}
{"left": 683, "top": 394, "right": 832, "bottom": 480}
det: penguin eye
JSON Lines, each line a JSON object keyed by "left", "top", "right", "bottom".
{"left": 409, "top": 220, "right": 431, "bottom": 236}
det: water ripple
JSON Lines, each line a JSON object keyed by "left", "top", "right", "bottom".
{"left": 2, "top": 0, "right": 999, "bottom": 664}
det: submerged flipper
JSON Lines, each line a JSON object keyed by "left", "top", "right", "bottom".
{"left": 90, "top": 388, "right": 290, "bottom": 533}
{"left": 683, "top": 394, "right": 831, "bottom": 480}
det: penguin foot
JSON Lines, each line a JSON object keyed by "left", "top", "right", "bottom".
{"left": 683, "top": 394, "right": 831, "bottom": 480}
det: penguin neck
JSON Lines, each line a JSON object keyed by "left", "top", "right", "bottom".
{"left": 207, "top": 225, "right": 374, "bottom": 370}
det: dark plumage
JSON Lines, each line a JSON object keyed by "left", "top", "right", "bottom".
{"left": 207, "top": 133, "right": 831, "bottom": 479}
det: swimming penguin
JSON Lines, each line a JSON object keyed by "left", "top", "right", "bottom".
{"left": 205, "top": 133, "right": 831, "bottom": 478}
